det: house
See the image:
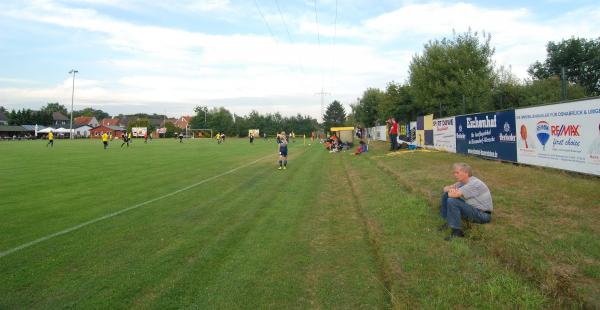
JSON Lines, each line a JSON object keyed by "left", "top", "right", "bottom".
{"left": 74, "top": 116, "right": 99, "bottom": 128}
{"left": 118, "top": 116, "right": 130, "bottom": 128}
{"left": 89, "top": 125, "right": 126, "bottom": 139}
{"left": 101, "top": 118, "right": 120, "bottom": 126}
{"left": 161, "top": 118, "right": 177, "bottom": 127}
{"left": 52, "top": 112, "right": 69, "bottom": 127}
{"left": 174, "top": 116, "right": 193, "bottom": 129}
{"left": 74, "top": 125, "right": 93, "bottom": 138}
{"left": 0, "top": 111, "right": 8, "bottom": 125}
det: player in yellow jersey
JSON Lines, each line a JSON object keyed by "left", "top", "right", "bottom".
{"left": 128, "top": 131, "right": 133, "bottom": 145}
{"left": 102, "top": 132, "right": 109, "bottom": 150}
{"left": 46, "top": 130, "right": 54, "bottom": 147}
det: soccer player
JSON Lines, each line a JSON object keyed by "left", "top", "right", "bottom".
{"left": 216, "top": 132, "right": 222, "bottom": 144}
{"left": 128, "top": 131, "right": 133, "bottom": 145}
{"left": 144, "top": 132, "right": 148, "bottom": 143}
{"left": 221, "top": 133, "right": 226, "bottom": 143}
{"left": 179, "top": 132, "right": 184, "bottom": 143}
{"left": 249, "top": 133, "right": 254, "bottom": 144}
{"left": 102, "top": 132, "right": 109, "bottom": 150}
{"left": 121, "top": 132, "right": 129, "bottom": 148}
{"left": 46, "top": 130, "right": 54, "bottom": 147}
{"left": 278, "top": 131, "right": 288, "bottom": 170}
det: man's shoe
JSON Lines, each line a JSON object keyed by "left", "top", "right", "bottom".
{"left": 437, "top": 223, "right": 449, "bottom": 232}
{"left": 444, "top": 229, "right": 464, "bottom": 241}
{"left": 283, "top": 166, "right": 287, "bottom": 170}
{"left": 278, "top": 166, "right": 282, "bottom": 170}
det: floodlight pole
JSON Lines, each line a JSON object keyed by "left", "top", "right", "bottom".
{"left": 69, "top": 69, "right": 78, "bottom": 140}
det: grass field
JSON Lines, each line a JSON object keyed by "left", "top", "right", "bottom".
{"left": 0, "top": 138, "right": 598, "bottom": 309}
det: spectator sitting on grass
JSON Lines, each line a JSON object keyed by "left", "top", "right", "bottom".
{"left": 354, "top": 140, "right": 368, "bottom": 155}
{"left": 439, "top": 163, "right": 493, "bottom": 241}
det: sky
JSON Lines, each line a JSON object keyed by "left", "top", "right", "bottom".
{"left": 0, "top": 0, "right": 599, "bottom": 119}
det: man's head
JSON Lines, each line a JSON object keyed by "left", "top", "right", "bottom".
{"left": 453, "top": 163, "right": 472, "bottom": 183}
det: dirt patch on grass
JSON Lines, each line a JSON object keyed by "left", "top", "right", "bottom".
{"left": 341, "top": 157, "right": 412, "bottom": 309}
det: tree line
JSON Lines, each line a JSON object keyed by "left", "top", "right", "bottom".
{"left": 2, "top": 103, "right": 113, "bottom": 126}
{"left": 190, "top": 106, "right": 319, "bottom": 137}
{"left": 346, "top": 33, "right": 599, "bottom": 127}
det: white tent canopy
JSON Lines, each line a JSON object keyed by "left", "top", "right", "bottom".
{"left": 37, "top": 127, "right": 55, "bottom": 133}
{"left": 55, "top": 128, "right": 71, "bottom": 133}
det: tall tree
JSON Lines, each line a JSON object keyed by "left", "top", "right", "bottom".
{"left": 409, "top": 30, "right": 496, "bottom": 116}
{"left": 380, "top": 83, "right": 415, "bottom": 123}
{"left": 41, "top": 103, "right": 68, "bottom": 115}
{"left": 74, "top": 107, "right": 110, "bottom": 120}
{"left": 354, "top": 88, "right": 383, "bottom": 127}
{"left": 528, "top": 37, "right": 600, "bottom": 96}
{"left": 323, "top": 100, "right": 346, "bottom": 131}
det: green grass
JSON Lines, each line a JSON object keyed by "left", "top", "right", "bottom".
{"left": 0, "top": 138, "right": 598, "bottom": 308}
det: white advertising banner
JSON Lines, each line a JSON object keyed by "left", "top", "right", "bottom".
{"left": 433, "top": 117, "right": 456, "bottom": 153}
{"left": 409, "top": 121, "right": 417, "bottom": 142}
{"left": 515, "top": 98, "right": 600, "bottom": 176}
{"left": 368, "top": 125, "right": 388, "bottom": 142}
{"left": 132, "top": 127, "right": 147, "bottom": 137}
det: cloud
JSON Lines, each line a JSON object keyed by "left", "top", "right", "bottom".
{"left": 1, "top": 0, "right": 599, "bottom": 119}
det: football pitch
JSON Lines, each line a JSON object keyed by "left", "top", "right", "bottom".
{"left": 1, "top": 138, "right": 598, "bottom": 308}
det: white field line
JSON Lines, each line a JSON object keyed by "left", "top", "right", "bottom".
{"left": 0, "top": 153, "right": 274, "bottom": 259}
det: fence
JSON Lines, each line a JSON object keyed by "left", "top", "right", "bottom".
{"left": 367, "top": 97, "right": 600, "bottom": 176}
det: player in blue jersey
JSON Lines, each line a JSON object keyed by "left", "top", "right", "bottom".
{"left": 277, "top": 131, "right": 288, "bottom": 170}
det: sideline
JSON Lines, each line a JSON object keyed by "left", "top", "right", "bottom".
{"left": 0, "top": 153, "right": 275, "bottom": 259}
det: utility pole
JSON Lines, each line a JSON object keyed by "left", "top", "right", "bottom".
{"left": 69, "top": 69, "right": 78, "bottom": 139}
{"left": 314, "top": 88, "right": 330, "bottom": 122}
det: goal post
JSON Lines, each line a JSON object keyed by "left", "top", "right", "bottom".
{"left": 190, "top": 128, "right": 213, "bottom": 139}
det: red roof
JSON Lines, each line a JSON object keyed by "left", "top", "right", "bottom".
{"left": 74, "top": 116, "right": 93, "bottom": 125}
{"left": 90, "top": 125, "right": 125, "bottom": 132}
{"left": 101, "top": 118, "right": 120, "bottom": 126}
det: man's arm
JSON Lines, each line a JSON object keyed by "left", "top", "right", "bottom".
{"left": 447, "top": 188, "right": 462, "bottom": 198}
{"left": 443, "top": 183, "right": 458, "bottom": 192}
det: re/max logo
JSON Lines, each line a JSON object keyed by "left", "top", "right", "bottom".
{"left": 551, "top": 125, "right": 580, "bottom": 136}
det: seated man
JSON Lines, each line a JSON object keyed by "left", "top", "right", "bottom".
{"left": 439, "top": 163, "right": 493, "bottom": 241}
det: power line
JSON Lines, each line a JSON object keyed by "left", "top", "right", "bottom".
{"left": 329, "top": 0, "right": 338, "bottom": 96}
{"left": 274, "top": 0, "right": 308, "bottom": 81}
{"left": 314, "top": 0, "right": 324, "bottom": 87}
{"left": 253, "top": 0, "right": 307, "bottom": 95}
{"left": 253, "top": 0, "right": 276, "bottom": 38}
{"left": 313, "top": 0, "right": 321, "bottom": 48}
{"left": 274, "top": 0, "right": 293, "bottom": 45}
{"left": 313, "top": 0, "right": 328, "bottom": 123}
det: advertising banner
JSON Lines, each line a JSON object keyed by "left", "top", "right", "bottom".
{"left": 248, "top": 129, "right": 260, "bottom": 137}
{"left": 398, "top": 123, "right": 409, "bottom": 140}
{"left": 456, "top": 110, "right": 517, "bottom": 161}
{"left": 433, "top": 117, "right": 456, "bottom": 153}
{"left": 367, "top": 126, "right": 388, "bottom": 142}
{"left": 132, "top": 127, "right": 147, "bottom": 137}
{"left": 515, "top": 98, "right": 600, "bottom": 176}
{"left": 409, "top": 121, "right": 417, "bottom": 142}
{"left": 416, "top": 114, "right": 434, "bottom": 147}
